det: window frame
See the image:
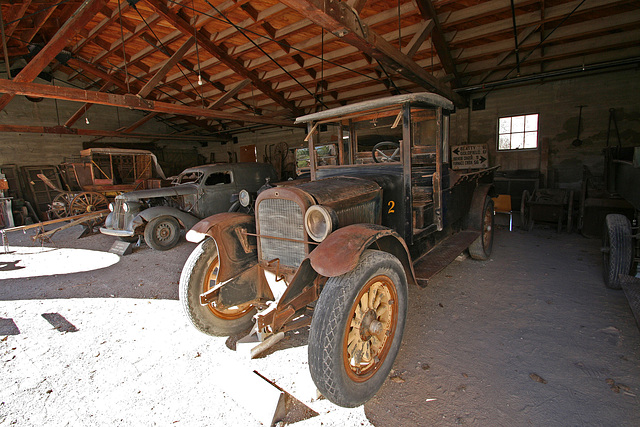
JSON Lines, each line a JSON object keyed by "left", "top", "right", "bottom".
{"left": 497, "top": 113, "right": 539, "bottom": 151}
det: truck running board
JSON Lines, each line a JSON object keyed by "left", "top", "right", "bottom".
{"left": 621, "top": 275, "right": 640, "bottom": 330}
{"left": 413, "top": 230, "right": 480, "bottom": 287}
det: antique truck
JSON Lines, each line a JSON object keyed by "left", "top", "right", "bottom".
{"left": 100, "top": 163, "right": 277, "bottom": 250}
{"left": 180, "top": 93, "right": 497, "bottom": 407}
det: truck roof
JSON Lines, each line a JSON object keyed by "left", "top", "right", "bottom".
{"left": 294, "top": 92, "right": 454, "bottom": 124}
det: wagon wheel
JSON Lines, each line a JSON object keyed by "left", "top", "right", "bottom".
{"left": 69, "top": 192, "right": 108, "bottom": 216}
{"left": 520, "top": 190, "right": 533, "bottom": 231}
{"left": 48, "top": 192, "right": 73, "bottom": 219}
{"left": 567, "top": 190, "right": 574, "bottom": 234}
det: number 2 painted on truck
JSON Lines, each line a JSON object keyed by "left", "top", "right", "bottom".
{"left": 388, "top": 200, "right": 395, "bottom": 214}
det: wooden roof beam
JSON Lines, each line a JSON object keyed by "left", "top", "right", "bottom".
{"left": 137, "top": 37, "right": 195, "bottom": 99}
{"left": 415, "top": 0, "right": 461, "bottom": 87}
{"left": 145, "top": 0, "right": 302, "bottom": 116}
{"left": 0, "top": 78, "right": 300, "bottom": 128}
{"left": 3, "top": 1, "right": 32, "bottom": 39}
{"left": 0, "top": 0, "right": 109, "bottom": 112}
{"left": 0, "top": 123, "right": 228, "bottom": 141}
{"left": 64, "top": 81, "right": 111, "bottom": 128}
{"left": 20, "top": 3, "right": 59, "bottom": 45}
{"left": 278, "top": 0, "right": 466, "bottom": 107}
{"left": 403, "top": 19, "right": 435, "bottom": 59}
{"left": 209, "top": 79, "right": 251, "bottom": 109}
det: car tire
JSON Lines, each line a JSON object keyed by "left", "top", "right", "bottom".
{"left": 179, "top": 238, "right": 255, "bottom": 336}
{"left": 468, "top": 197, "right": 494, "bottom": 260}
{"left": 308, "top": 250, "right": 408, "bottom": 407}
{"left": 602, "top": 214, "right": 633, "bottom": 290}
{"left": 144, "top": 215, "right": 181, "bottom": 251}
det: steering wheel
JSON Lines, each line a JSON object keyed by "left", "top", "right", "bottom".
{"left": 372, "top": 141, "right": 400, "bottom": 163}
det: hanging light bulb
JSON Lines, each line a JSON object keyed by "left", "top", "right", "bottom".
{"left": 85, "top": 117, "right": 90, "bottom": 125}
{"left": 198, "top": 74, "right": 203, "bottom": 86}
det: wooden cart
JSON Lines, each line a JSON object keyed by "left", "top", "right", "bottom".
{"left": 43, "top": 148, "right": 165, "bottom": 219}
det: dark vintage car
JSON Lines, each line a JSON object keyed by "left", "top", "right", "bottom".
{"left": 179, "top": 93, "right": 497, "bottom": 407}
{"left": 100, "top": 162, "right": 277, "bottom": 250}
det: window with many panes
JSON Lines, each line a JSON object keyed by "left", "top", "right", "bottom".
{"left": 497, "top": 114, "right": 539, "bottom": 150}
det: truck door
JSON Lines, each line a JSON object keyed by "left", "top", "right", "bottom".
{"left": 198, "top": 170, "right": 236, "bottom": 217}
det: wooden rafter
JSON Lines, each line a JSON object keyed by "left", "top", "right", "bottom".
{"left": 137, "top": 36, "right": 195, "bottom": 99}
{"left": 278, "top": 0, "right": 467, "bottom": 107}
{"left": 0, "top": 123, "right": 228, "bottom": 141}
{"left": 0, "top": 78, "right": 300, "bottom": 128}
{"left": 0, "top": 0, "right": 110, "bottom": 112}
{"left": 145, "top": 0, "right": 302, "bottom": 116}
{"left": 415, "top": 0, "right": 461, "bottom": 87}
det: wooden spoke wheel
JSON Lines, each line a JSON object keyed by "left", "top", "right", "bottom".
{"left": 343, "top": 275, "right": 397, "bottom": 381}
{"left": 48, "top": 193, "right": 73, "bottom": 219}
{"left": 520, "top": 190, "right": 533, "bottom": 231}
{"left": 202, "top": 254, "right": 253, "bottom": 320}
{"left": 69, "top": 192, "right": 108, "bottom": 216}
{"left": 309, "top": 250, "right": 408, "bottom": 407}
{"left": 179, "top": 238, "right": 256, "bottom": 336}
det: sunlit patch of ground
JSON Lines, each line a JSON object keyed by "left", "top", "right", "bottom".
{"left": 0, "top": 246, "right": 120, "bottom": 279}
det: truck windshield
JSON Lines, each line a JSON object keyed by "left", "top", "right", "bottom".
{"left": 175, "top": 171, "right": 203, "bottom": 184}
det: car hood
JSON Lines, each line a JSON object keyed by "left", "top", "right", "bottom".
{"left": 116, "top": 184, "right": 198, "bottom": 201}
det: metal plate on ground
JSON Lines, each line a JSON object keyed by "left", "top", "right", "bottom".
{"left": 109, "top": 240, "right": 133, "bottom": 256}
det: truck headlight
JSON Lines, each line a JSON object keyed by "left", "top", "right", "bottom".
{"left": 304, "top": 205, "right": 338, "bottom": 242}
{"left": 239, "top": 189, "right": 251, "bottom": 207}
{"left": 108, "top": 203, "right": 114, "bottom": 212}
{"left": 122, "top": 202, "right": 130, "bottom": 213}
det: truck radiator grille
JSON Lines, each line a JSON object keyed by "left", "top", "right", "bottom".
{"left": 257, "top": 198, "right": 306, "bottom": 268}
{"left": 112, "top": 199, "right": 126, "bottom": 229}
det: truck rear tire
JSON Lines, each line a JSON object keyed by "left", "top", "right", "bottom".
{"left": 602, "top": 214, "right": 633, "bottom": 289}
{"left": 469, "top": 197, "right": 494, "bottom": 260}
{"left": 308, "top": 250, "right": 408, "bottom": 407}
{"left": 179, "top": 238, "right": 255, "bottom": 336}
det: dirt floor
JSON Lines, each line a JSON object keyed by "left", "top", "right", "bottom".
{"left": 1, "top": 222, "right": 639, "bottom": 426}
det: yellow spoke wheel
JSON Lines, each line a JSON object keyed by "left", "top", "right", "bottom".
{"left": 309, "top": 250, "right": 408, "bottom": 408}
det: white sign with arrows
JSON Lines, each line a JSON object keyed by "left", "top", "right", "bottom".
{"left": 450, "top": 144, "right": 489, "bottom": 170}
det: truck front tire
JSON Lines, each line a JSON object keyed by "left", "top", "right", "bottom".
{"left": 308, "top": 250, "right": 408, "bottom": 407}
{"left": 179, "top": 238, "right": 255, "bottom": 336}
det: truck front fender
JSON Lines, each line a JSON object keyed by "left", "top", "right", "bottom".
{"left": 186, "top": 213, "right": 258, "bottom": 283}
{"left": 136, "top": 206, "right": 200, "bottom": 231}
{"left": 308, "top": 223, "right": 417, "bottom": 286}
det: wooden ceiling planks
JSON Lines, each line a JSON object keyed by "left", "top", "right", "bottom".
{"left": 0, "top": 0, "right": 635, "bottom": 138}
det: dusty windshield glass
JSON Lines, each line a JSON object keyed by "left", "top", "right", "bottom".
{"left": 175, "top": 171, "right": 203, "bottom": 184}
{"left": 353, "top": 108, "right": 403, "bottom": 164}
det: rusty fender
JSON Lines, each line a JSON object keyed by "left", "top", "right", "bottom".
{"left": 464, "top": 184, "right": 495, "bottom": 231}
{"left": 186, "top": 212, "right": 258, "bottom": 284}
{"left": 308, "top": 223, "right": 417, "bottom": 286}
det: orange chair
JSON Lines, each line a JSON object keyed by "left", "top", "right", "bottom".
{"left": 492, "top": 194, "right": 513, "bottom": 231}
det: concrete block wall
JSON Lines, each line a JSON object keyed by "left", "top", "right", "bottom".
{"left": 0, "top": 77, "right": 201, "bottom": 170}
{"left": 450, "top": 67, "right": 640, "bottom": 189}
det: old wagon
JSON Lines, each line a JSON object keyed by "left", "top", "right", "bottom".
{"left": 45, "top": 148, "right": 166, "bottom": 219}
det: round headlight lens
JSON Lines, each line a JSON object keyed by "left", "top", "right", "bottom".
{"left": 122, "top": 202, "right": 130, "bottom": 213}
{"left": 108, "top": 203, "right": 114, "bottom": 212}
{"left": 304, "top": 205, "right": 337, "bottom": 242}
{"left": 239, "top": 189, "right": 251, "bottom": 207}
